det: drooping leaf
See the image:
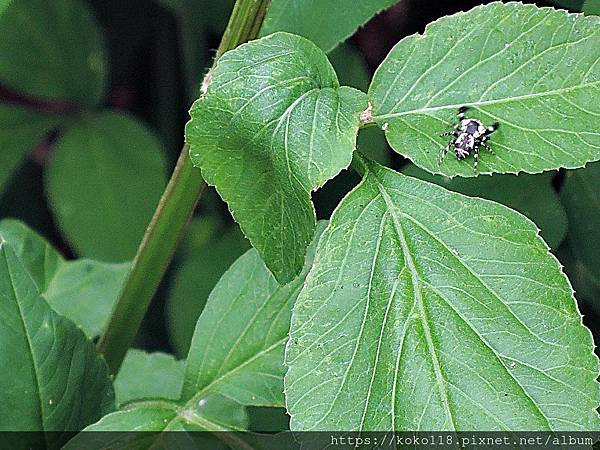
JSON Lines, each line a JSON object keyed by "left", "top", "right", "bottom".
{"left": 260, "top": 0, "right": 401, "bottom": 53}
{"left": 47, "top": 111, "right": 168, "bottom": 262}
{"left": 368, "top": 2, "right": 600, "bottom": 177}
{"left": 402, "top": 165, "right": 567, "bottom": 248}
{"left": 114, "top": 350, "right": 185, "bottom": 406}
{"left": 186, "top": 32, "right": 366, "bottom": 283}
{"left": 166, "top": 222, "right": 250, "bottom": 357}
{"left": 0, "top": 0, "right": 106, "bottom": 106}
{"left": 0, "top": 219, "right": 129, "bottom": 338}
{"left": 182, "top": 222, "right": 326, "bottom": 406}
{"left": 285, "top": 157, "right": 599, "bottom": 431}
{"left": 0, "top": 105, "right": 61, "bottom": 196}
{"left": 560, "top": 163, "right": 600, "bottom": 279}
{"left": 0, "top": 238, "right": 114, "bottom": 447}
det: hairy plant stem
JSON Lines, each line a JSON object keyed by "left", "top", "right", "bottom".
{"left": 98, "top": 0, "right": 272, "bottom": 374}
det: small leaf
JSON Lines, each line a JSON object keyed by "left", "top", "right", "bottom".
{"left": 560, "top": 163, "right": 600, "bottom": 279}
{"left": 402, "top": 165, "right": 567, "bottom": 248}
{"left": 261, "top": 0, "right": 401, "bottom": 53}
{"left": 186, "top": 32, "right": 366, "bottom": 283}
{"left": 114, "top": 350, "right": 185, "bottom": 406}
{"left": 182, "top": 222, "right": 326, "bottom": 406}
{"left": 166, "top": 222, "right": 250, "bottom": 356}
{"left": 285, "top": 157, "right": 599, "bottom": 431}
{"left": 369, "top": 2, "right": 600, "bottom": 177}
{"left": 0, "top": 105, "right": 61, "bottom": 196}
{"left": 0, "top": 219, "right": 129, "bottom": 338}
{"left": 0, "top": 238, "right": 114, "bottom": 446}
{"left": 0, "top": 0, "right": 106, "bottom": 106}
{"left": 47, "top": 111, "right": 168, "bottom": 262}
{"left": 44, "top": 259, "right": 130, "bottom": 338}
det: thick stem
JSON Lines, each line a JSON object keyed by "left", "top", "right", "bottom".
{"left": 98, "top": 0, "right": 272, "bottom": 374}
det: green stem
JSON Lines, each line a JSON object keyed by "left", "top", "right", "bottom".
{"left": 98, "top": 0, "right": 272, "bottom": 374}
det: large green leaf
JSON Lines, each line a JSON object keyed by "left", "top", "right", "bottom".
{"left": 166, "top": 222, "right": 250, "bottom": 357}
{"left": 560, "top": 163, "right": 600, "bottom": 279}
{"left": 285, "top": 157, "right": 599, "bottom": 431}
{"left": 187, "top": 32, "right": 366, "bottom": 283}
{"left": 47, "top": 112, "right": 168, "bottom": 262}
{"left": 260, "top": 0, "right": 400, "bottom": 53}
{"left": 402, "top": 165, "right": 567, "bottom": 248}
{"left": 114, "top": 350, "right": 184, "bottom": 406}
{"left": 0, "top": 238, "right": 114, "bottom": 447}
{"left": 182, "top": 222, "right": 325, "bottom": 407}
{"left": 368, "top": 2, "right": 600, "bottom": 177}
{"left": 0, "top": 0, "right": 106, "bottom": 106}
{"left": 0, "top": 105, "right": 61, "bottom": 196}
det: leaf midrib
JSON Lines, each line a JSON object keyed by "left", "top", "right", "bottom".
{"left": 374, "top": 183, "right": 458, "bottom": 430}
{"left": 371, "top": 79, "right": 600, "bottom": 121}
{"left": 369, "top": 167, "right": 556, "bottom": 429}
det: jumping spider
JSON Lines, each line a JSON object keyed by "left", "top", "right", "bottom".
{"left": 440, "top": 106, "right": 499, "bottom": 174}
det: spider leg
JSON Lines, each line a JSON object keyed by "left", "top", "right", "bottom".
{"left": 440, "top": 130, "right": 458, "bottom": 137}
{"left": 458, "top": 106, "right": 470, "bottom": 120}
{"left": 473, "top": 147, "right": 479, "bottom": 175}
{"left": 486, "top": 122, "right": 500, "bottom": 134}
{"left": 439, "top": 142, "right": 451, "bottom": 164}
{"left": 482, "top": 141, "right": 495, "bottom": 155}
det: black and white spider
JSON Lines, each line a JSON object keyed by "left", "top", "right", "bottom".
{"left": 440, "top": 106, "right": 499, "bottom": 174}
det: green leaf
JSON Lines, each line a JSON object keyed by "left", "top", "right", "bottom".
{"left": 560, "top": 163, "right": 600, "bottom": 279}
{"left": 368, "top": 2, "right": 600, "bottom": 177}
{"left": 115, "top": 350, "right": 184, "bottom": 406}
{"left": 402, "top": 165, "right": 567, "bottom": 248}
{"left": 0, "top": 105, "right": 61, "bottom": 196}
{"left": 47, "top": 112, "right": 168, "bottom": 262}
{"left": 166, "top": 222, "right": 250, "bottom": 357}
{"left": 0, "top": 219, "right": 64, "bottom": 291}
{"left": 0, "top": 238, "right": 114, "bottom": 445}
{"left": 182, "top": 222, "right": 326, "bottom": 407}
{"left": 0, "top": 0, "right": 106, "bottom": 106}
{"left": 285, "top": 157, "right": 599, "bottom": 431}
{"left": 44, "top": 259, "right": 129, "bottom": 338}
{"left": 260, "top": 0, "right": 400, "bottom": 53}
{"left": 187, "top": 32, "right": 366, "bottom": 283}
{"left": 0, "top": 219, "right": 129, "bottom": 338}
